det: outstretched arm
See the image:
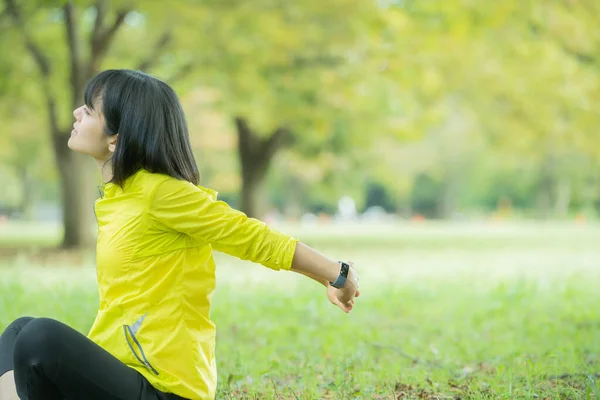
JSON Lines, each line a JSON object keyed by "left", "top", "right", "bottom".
{"left": 151, "top": 179, "right": 360, "bottom": 312}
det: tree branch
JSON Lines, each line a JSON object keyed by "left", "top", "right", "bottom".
{"left": 235, "top": 116, "right": 293, "bottom": 166}
{"left": 64, "top": 2, "right": 84, "bottom": 108}
{"left": 46, "top": 85, "right": 61, "bottom": 136}
{"left": 263, "top": 126, "right": 292, "bottom": 160}
{"left": 5, "top": 0, "right": 59, "bottom": 135}
{"left": 103, "top": 9, "right": 129, "bottom": 44}
{"left": 235, "top": 116, "right": 255, "bottom": 157}
{"left": 562, "top": 48, "right": 596, "bottom": 67}
{"left": 262, "top": 54, "right": 345, "bottom": 76}
{"left": 5, "top": 0, "right": 51, "bottom": 77}
{"left": 165, "top": 61, "right": 194, "bottom": 84}
{"left": 529, "top": 20, "right": 598, "bottom": 70}
{"left": 89, "top": 4, "right": 130, "bottom": 73}
{"left": 24, "top": 41, "right": 51, "bottom": 76}
{"left": 93, "top": 0, "right": 107, "bottom": 40}
{"left": 137, "top": 30, "right": 173, "bottom": 71}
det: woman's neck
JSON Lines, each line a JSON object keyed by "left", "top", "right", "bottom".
{"left": 96, "top": 158, "right": 113, "bottom": 184}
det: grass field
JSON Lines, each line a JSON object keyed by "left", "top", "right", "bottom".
{"left": 1, "top": 221, "right": 599, "bottom": 399}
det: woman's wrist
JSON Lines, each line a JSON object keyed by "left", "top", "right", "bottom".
{"left": 345, "top": 266, "right": 359, "bottom": 290}
{"left": 291, "top": 242, "right": 342, "bottom": 283}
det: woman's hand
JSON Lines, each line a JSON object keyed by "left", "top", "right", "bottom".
{"left": 327, "top": 264, "right": 360, "bottom": 313}
{"left": 288, "top": 244, "right": 360, "bottom": 313}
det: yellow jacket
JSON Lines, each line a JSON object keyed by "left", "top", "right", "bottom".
{"left": 87, "top": 169, "right": 297, "bottom": 399}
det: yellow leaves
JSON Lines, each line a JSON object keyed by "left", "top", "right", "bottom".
{"left": 386, "top": 117, "right": 422, "bottom": 142}
{"left": 3, "top": 0, "right": 599, "bottom": 182}
{"left": 486, "top": 0, "right": 520, "bottom": 29}
{"left": 421, "top": 67, "right": 442, "bottom": 96}
{"left": 380, "top": 7, "right": 412, "bottom": 31}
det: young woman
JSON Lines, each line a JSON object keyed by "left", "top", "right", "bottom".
{"left": 0, "top": 69, "right": 360, "bottom": 400}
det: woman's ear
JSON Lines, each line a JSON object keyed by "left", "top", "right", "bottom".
{"left": 108, "top": 134, "right": 118, "bottom": 153}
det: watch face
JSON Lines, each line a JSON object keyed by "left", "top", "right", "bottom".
{"left": 340, "top": 262, "right": 350, "bottom": 278}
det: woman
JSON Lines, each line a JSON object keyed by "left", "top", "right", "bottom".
{"left": 0, "top": 69, "right": 359, "bottom": 400}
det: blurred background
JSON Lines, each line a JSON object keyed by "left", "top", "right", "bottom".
{"left": 0, "top": 0, "right": 598, "bottom": 250}
{"left": 1, "top": 2, "right": 600, "bottom": 398}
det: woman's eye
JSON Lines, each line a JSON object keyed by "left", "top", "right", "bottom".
{"left": 83, "top": 108, "right": 90, "bottom": 115}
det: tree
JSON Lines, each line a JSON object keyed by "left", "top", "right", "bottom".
{"left": 461, "top": 1, "right": 600, "bottom": 217}
{"left": 383, "top": 0, "right": 600, "bottom": 218}
{"left": 1, "top": 0, "right": 190, "bottom": 247}
{"left": 172, "top": 0, "right": 393, "bottom": 218}
{"left": 1, "top": 0, "right": 123, "bottom": 247}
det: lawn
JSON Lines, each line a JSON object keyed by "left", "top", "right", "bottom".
{"left": 1, "top": 221, "right": 599, "bottom": 399}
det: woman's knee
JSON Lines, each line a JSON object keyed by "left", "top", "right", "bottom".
{"left": 13, "top": 318, "right": 65, "bottom": 367}
{"left": 3, "top": 317, "right": 35, "bottom": 336}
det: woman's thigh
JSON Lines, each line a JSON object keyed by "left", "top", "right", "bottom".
{"left": 9, "top": 317, "right": 184, "bottom": 400}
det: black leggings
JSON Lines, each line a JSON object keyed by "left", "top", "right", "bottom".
{"left": 0, "top": 317, "right": 186, "bottom": 400}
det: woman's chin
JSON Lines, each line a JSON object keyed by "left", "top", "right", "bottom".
{"left": 67, "top": 137, "right": 83, "bottom": 153}
{"left": 67, "top": 137, "right": 76, "bottom": 151}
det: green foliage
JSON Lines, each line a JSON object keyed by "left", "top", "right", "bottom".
{"left": 1, "top": 0, "right": 599, "bottom": 218}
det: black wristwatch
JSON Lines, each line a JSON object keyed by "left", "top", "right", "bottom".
{"left": 329, "top": 261, "right": 350, "bottom": 288}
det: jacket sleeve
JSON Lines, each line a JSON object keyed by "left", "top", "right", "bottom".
{"left": 150, "top": 178, "right": 297, "bottom": 271}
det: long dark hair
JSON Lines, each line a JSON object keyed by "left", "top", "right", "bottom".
{"left": 84, "top": 69, "right": 200, "bottom": 187}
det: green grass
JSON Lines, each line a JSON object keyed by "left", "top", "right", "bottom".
{"left": 1, "top": 221, "right": 600, "bottom": 399}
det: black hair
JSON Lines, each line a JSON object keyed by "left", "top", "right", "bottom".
{"left": 84, "top": 69, "right": 200, "bottom": 187}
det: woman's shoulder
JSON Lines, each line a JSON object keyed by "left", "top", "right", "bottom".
{"left": 140, "top": 170, "right": 218, "bottom": 203}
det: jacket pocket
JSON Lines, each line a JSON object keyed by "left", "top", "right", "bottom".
{"left": 123, "top": 314, "right": 160, "bottom": 375}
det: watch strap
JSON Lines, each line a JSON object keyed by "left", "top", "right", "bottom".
{"left": 330, "top": 261, "right": 350, "bottom": 288}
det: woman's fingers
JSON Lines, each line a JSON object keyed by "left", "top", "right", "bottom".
{"left": 327, "top": 283, "right": 360, "bottom": 313}
{"left": 334, "top": 297, "right": 352, "bottom": 313}
{"left": 336, "top": 300, "right": 349, "bottom": 313}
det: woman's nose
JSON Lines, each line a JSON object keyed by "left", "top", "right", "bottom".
{"left": 73, "top": 107, "right": 81, "bottom": 120}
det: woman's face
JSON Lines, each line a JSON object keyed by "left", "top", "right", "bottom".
{"left": 68, "top": 104, "right": 116, "bottom": 161}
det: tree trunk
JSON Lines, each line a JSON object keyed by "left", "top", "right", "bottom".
{"left": 240, "top": 164, "right": 268, "bottom": 220}
{"left": 436, "top": 170, "right": 461, "bottom": 219}
{"left": 437, "top": 182, "right": 455, "bottom": 219}
{"left": 6, "top": 0, "right": 131, "bottom": 248}
{"left": 554, "top": 178, "right": 571, "bottom": 219}
{"left": 15, "top": 166, "right": 34, "bottom": 220}
{"left": 53, "top": 131, "right": 97, "bottom": 249}
{"left": 536, "top": 156, "right": 556, "bottom": 219}
{"left": 234, "top": 117, "right": 291, "bottom": 219}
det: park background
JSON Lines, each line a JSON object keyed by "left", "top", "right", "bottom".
{"left": 1, "top": 1, "right": 600, "bottom": 399}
